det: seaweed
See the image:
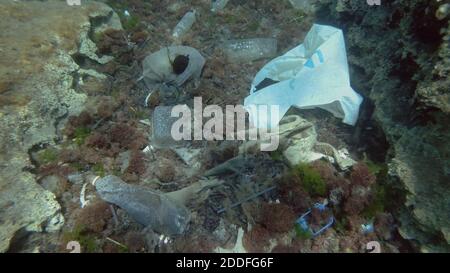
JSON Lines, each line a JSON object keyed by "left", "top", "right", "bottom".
{"left": 61, "top": 225, "right": 100, "bottom": 253}
{"left": 361, "top": 183, "right": 387, "bottom": 219}
{"left": 243, "top": 225, "right": 271, "bottom": 252}
{"left": 122, "top": 15, "right": 140, "bottom": 30}
{"left": 37, "top": 148, "right": 58, "bottom": 165}
{"left": 73, "top": 126, "right": 91, "bottom": 146}
{"left": 260, "top": 203, "right": 296, "bottom": 233}
{"left": 92, "top": 163, "right": 105, "bottom": 177}
{"left": 294, "top": 224, "right": 313, "bottom": 240}
{"left": 293, "top": 163, "right": 327, "bottom": 197}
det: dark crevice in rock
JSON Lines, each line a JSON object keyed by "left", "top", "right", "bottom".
{"left": 25, "top": 142, "right": 50, "bottom": 174}
{"left": 70, "top": 70, "right": 81, "bottom": 92}
{"left": 410, "top": 2, "right": 447, "bottom": 47}
{"left": 71, "top": 52, "right": 100, "bottom": 68}
{"left": 88, "top": 10, "right": 115, "bottom": 39}
{"left": 53, "top": 103, "right": 70, "bottom": 144}
{"left": 352, "top": 99, "right": 390, "bottom": 163}
{"left": 5, "top": 227, "right": 32, "bottom": 253}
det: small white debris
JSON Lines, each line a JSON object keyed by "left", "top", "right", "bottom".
{"left": 142, "top": 146, "right": 151, "bottom": 153}
{"left": 91, "top": 175, "right": 100, "bottom": 186}
{"left": 80, "top": 183, "right": 89, "bottom": 208}
{"left": 139, "top": 119, "right": 152, "bottom": 126}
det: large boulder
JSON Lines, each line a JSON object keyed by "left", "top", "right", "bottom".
{"left": 0, "top": 0, "right": 121, "bottom": 252}
{"left": 316, "top": 0, "right": 449, "bottom": 251}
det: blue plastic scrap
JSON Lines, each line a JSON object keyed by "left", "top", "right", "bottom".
{"left": 361, "top": 223, "right": 375, "bottom": 234}
{"left": 296, "top": 202, "right": 334, "bottom": 237}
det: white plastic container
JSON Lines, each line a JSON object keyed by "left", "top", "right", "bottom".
{"left": 211, "top": 0, "right": 229, "bottom": 13}
{"left": 172, "top": 10, "right": 196, "bottom": 39}
{"left": 222, "top": 38, "right": 278, "bottom": 63}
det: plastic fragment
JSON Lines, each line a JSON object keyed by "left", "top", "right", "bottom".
{"left": 361, "top": 223, "right": 375, "bottom": 234}
{"left": 296, "top": 202, "right": 334, "bottom": 237}
{"left": 222, "top": 38, "right": 277, "bottom": 63}
{"left": 211, "top": 0, "right": 229, "bottom": 13}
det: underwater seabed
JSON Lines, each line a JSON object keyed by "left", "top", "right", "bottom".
{"left": 0, "top": 0, "right": 448, "bottom": 253}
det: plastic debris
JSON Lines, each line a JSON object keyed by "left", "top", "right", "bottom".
{"left": 276, "top": 115, "right": 324, "bottom": 166}
{"left": 95, "top": 175, "right": 191, "bottom": 235}
{"left": 171, "top": 147, "right": 203, "bottom": 177}
{"left": 211, "top": 0, "right": 229, "bottom": 13}
{"left": 296, "top": 202, "right": 334, "bottom": 237}
{"left": 144, "top": 90, "right": 157, "bottom": 107}
{"left": 172, "top": 10, "right": 196, "bottom": 39}
{"left": 215, "top": 186, "right": 276, "bottom": 214}
{"left": 214, "top": 227, "right": 246, "bottom": 253}
{"left": 222, "top": 38, "right": 277, "bottom": 63}
{"left": 165, "top": 177, "right": 223, "bottom": 207}
{"left": 142, "top": 46, "right": 205, "bottom": 87}
{"left": 244, "top": 24, "right": 363, "bottom": 129}
{"left": 152, "top": 105, "right": 187, "bottom": 148}
{"left": 361, "top": 223, "right": 375, "bottom": 234}
{"left": 79, "top": 183, "right": 89, "bottom": 208}
{"left": 334, "top": 148, "right": 356, "bottom": 170}
{"left": 288, "top": 0, "right": 317, "bottom": 14}
{"left": 204, "top": 155, "right": 248, "bottom": 177}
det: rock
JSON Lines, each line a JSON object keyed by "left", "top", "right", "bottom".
{"left": 390, "top": 139, "right": 450, "bottom": 250}
{"left": 77, "top": 69, "right": 109, "bottom": 95}
{"left": 0, "top": 0, "right": 122, "bottom": 252}
{"left": 44, "top": 213, "right": 65, "bottom": 233}
{"left": 39, "top": 175, "right": 66, "bottom": 198}
{"left": 116, "top": 151, "right": 131, "bottom": 173}
{"left": 0, "top": 165, "right": 62, "bottom": 252}
{"left": 317, "top": 0, "right": 450, "bottom": 251}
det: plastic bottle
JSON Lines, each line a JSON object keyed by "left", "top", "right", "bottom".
{"left": 222, "top": 38, "right": 278, "bottom": 63}
{"left": 211, "top": 0, "right": 229, "bottom": 13}
{"left": 172, "top": 10, "right": 196, "bottom": 39}
{"left": 95, "top": 175, "right": 191, "bottom": 235}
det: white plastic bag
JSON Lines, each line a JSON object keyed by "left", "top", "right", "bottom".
{"left": 244, "top": 24, "right": 363, "bottom": 129}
